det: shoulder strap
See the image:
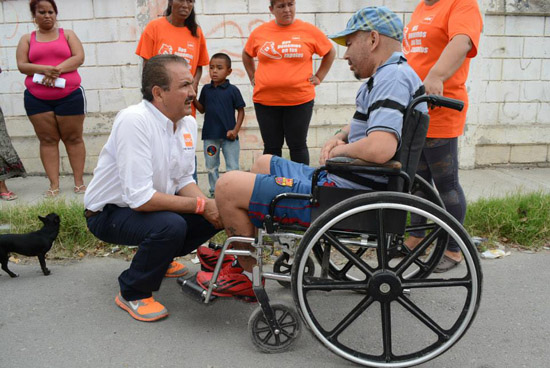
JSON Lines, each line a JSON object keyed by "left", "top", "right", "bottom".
{"left": 353, "top": 99, "right": 406, "bottom": 123}
{"left": 353, "top": 84, "right": 425, "bottom": 123}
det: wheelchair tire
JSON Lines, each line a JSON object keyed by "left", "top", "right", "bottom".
{"left": 248, "top": 302, "right": 302, "bottom": 354}
{"left": 273, "top": 253, "right": 315, "bottom": 288}
{"left": 291, "top": 192, "right": 482, "bottom": 367}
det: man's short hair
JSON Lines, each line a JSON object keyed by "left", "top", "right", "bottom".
{"left": 141, "top": 55, "right": 189, "bottom": 102}
{"left": 211, "top": 53, "right": 232, "bottom": 68}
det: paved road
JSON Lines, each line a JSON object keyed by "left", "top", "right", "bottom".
{"left": 1, "top": 250, "right": 549, "bottom": 368}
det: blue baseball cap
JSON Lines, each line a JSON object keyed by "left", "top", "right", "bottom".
{"left": 328, "top": 6, "right": 404, "bottom": 45}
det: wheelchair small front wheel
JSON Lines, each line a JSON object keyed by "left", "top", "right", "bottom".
{"left": 273, "top": 253, "right": 315, "bottom": 288}
{"left": 248, "top": 302, "right": 301, "bottom": 353}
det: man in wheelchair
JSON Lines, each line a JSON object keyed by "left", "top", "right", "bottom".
{"left": 195, "top": 6, "right": 428, "bottom": 298}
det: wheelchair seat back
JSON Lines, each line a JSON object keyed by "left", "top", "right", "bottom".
{"left": 387, "top": 108, "right": 429, "bottom": 192}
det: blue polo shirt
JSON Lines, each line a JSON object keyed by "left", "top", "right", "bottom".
{"left": 328, "top": 52, "right": 427, "bottom": 189}
{"left": 199, "top": 79, "right": 246, "bottom": 140}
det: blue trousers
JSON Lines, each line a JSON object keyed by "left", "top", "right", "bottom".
{"left": 86, "top": 204, "right": 218, "bottom": 300}
{"left": 203, "top": 138, "right": 240, "bottom": 196}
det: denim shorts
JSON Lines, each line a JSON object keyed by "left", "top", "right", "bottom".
{"left": 24, "top": 87, "right": 87, "bottom": 116}
{"left": 248, "top": 156, "right": 330, "bottom": 228}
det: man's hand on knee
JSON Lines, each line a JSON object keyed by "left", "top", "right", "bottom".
{"left": 203, "top": 198, "right": 223, "bottom": 228}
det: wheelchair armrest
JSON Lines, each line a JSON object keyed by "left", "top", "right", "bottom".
{"left": 312, "top": 157, "right": 410, "bottom": 197}
{"left": 326, "top": 157, "right": 402, "bottom": 170}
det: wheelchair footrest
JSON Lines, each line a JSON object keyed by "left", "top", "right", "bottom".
{"left": 179, "top": 275, "right": 217, "bottom": 304}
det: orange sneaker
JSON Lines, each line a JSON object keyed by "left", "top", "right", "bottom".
{"left": 115, "top": 294, "right": 168, "bottom": 322}
{"left": 165, "top": 261, "right": 189, "bottom": 278}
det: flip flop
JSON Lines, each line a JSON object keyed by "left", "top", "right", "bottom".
{"left": 434, "top": 255, "right": 460, "bottom": 273}
{"left": 44, "top": 188, "right": 60, "bottom": 198}
{"left": 0, "top": 191, "right": 18, "bottom": 201}
{"left": 74, "top": 185, "right": 86, "bottom": 194}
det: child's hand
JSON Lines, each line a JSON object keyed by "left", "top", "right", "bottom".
{"left": 226, "top": 130, "right": 238, "bottom": 141}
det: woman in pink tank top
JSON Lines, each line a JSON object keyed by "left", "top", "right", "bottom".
{"left": 16, "top": 0, "right": 87, "bottom": 197}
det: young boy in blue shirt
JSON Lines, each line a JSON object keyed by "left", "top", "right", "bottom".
{"left": 194, "top": 53, "right": 246, "bottom": 197}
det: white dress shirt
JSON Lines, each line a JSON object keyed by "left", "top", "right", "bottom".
{"left": 84, "top": 100, "right": 197, "bottom": 211}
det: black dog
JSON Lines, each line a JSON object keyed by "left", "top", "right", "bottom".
{"left": 0, "top": 213, "right": 60, "bottom": 278}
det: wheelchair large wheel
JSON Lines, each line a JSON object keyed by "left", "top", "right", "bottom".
{"left": 292, "top": 192, "right": 482, "bottom": 367}
{"left": 311, "top": 175, "right": 447, "bottom": 283}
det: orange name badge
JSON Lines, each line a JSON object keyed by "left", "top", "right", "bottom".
{"left": 183, "top": 133, "right": 193, "bottom": 147}
{"left": 275, "top": 177, "right": 294, "bottom": 187}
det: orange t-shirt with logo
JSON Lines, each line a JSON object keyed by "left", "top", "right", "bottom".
{"left": 244, "top": 19, "right": 333, "bottom": 106}
{"left": 403, "top": 0, "right": 482, "bottom": 138}
{"left": 135, "top": 17, "right": 209, "bottom": 77}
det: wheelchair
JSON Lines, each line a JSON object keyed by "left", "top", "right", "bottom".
{"left": 181, "top": 94, "right": 483, "bottom": 367}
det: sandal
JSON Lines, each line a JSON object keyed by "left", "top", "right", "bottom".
{"left": 433, "top": 255, "right": 461, "bottom": 273}
{"left": 0, "top": 191, "right": 18, "bottom": 201}
{"left": 74, "top": 185, "right": 86, "bottom": 194}
{"left": 45, "top": 188, "right": 60, "bottom": 198}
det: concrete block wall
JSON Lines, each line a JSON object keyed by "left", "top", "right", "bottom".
{"left": 0, "top": 0, "right": 549, "bottom": 178}
{"left": 470, "top": 0, "right": 550, "bottom": 167}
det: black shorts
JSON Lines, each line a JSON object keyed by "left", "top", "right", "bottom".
{"left": 24, "top": 87, "right": 87, "bottom": 116}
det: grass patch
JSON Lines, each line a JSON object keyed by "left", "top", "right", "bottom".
{"left": 464, "top": 192, "right": 550, "bottom": 250}
{"left": 0, "top": 192, "right": 549, "bottom": 260}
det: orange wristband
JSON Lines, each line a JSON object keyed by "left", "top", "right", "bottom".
{"left": 195, "top": 197, "right": 206, "bottom": 214}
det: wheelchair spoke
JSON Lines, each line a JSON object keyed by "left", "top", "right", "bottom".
{"left": 405, "top": 223, "right": 438, "bottom": 233}
{"left": 274, "top": 332, "right": 281, "bottom": 345}
{"left": 395, "top": 226, "right": 443, "bottom": 275}
{"left": 328, "top": 295, "right": 375, "bottom": 341}
{"left": 279, "top": 328, "right": 295, "bottom": 340}
{"left": 280, "top": 320, "right": 299, "bottom": 330}
{"left": 402, "top": 277, "right": 472, "bottom": 289}
{"left": 261, "top": 331, "right": 274, "bottom": 344}
{"left": 254, "top": 326, "right": 272, "bottom": 334}
{"left": 376, "top": 209, "right": 390, "bottom": 270}
{"left": 331, "top": 246, "right": 369, "bottom": 280}
{"left": 302, "top": 277, "right": 368, "bottom": 292}
{"left": 323, "top": 232, "right": 376, "bottom": 277}
{"left": 380, "top": 301, "right": 393, "bottom": 361}
{"left": 397, "top": 295, "right": 448, "bottom": 340}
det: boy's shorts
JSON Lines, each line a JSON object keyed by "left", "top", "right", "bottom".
{"left": 248, "top": 156, "right": 330, "bottom": 228}
{"left": 24, "top": 87, "right": 87, "bottom": 116}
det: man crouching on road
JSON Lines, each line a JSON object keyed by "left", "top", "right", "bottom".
{"left": 193, "top": 7, "right": 427, "bottom": 299}
{"left": 84, "top": 54, "right": 222, "bottom": 322}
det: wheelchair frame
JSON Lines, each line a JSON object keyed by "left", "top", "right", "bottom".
{"left": 180, "top": 94, "right": 483, "bottom": 367}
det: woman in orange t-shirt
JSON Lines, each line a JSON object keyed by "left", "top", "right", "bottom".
{"left": 403, "top": 0, "right": 482, "bottom": 272}
{"left": 135, "top": 0, "right": 209, "bottom": 93}
{"left": 243, "top": 0, "right": 335, "bottom": 165}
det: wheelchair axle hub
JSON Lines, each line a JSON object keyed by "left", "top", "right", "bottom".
{"left": 367, "top": 270, "right": 402, "bottom": 302}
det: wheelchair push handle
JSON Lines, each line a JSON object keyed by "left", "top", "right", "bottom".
{"left": 426, "top": 95, "right": 464, "bottom": 111}
{"left": 408, "top": 94, "right": 464, "bottom": 113}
